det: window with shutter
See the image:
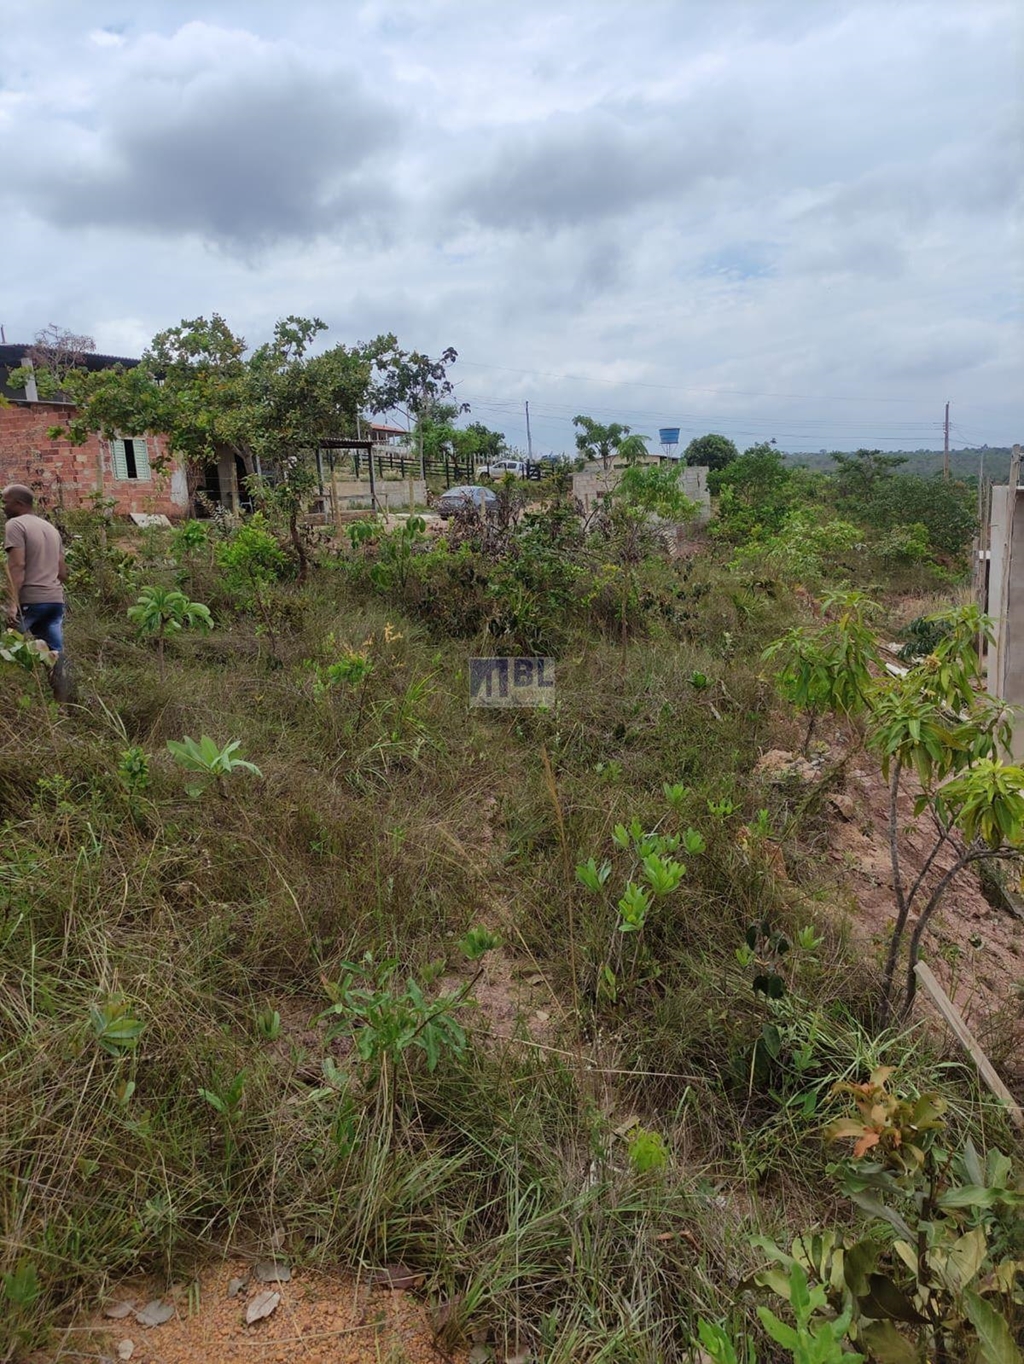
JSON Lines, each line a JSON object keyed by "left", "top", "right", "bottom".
{"left": 110, "top": 436, "right": 152, "bottom": 480}
{"left": 132, "top": 438, "right": 151, "bottom": 480}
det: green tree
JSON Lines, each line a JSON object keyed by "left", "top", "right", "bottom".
{"left": 413, "top": 404, "right": 503, "bottom": 469}
{"left": 711, "top": 442, "right": 795, "bottom": 538}
{"left": 365, "top": 337, "right": 466, "bottom": 477}
{"left": 43, "top": 315, "right": 410, "bottom": 519}
{"left": 762, "top": 590, "right": 879, "bottom": 752}
{"left": 766, "top": 601, "right": 1024, "bottom": 1017}
{"left": 460, "top": 421, "right": 505, "bottom": 464}
{"left": 830, "top": 447, "right": 907, "bottom": 502}
{"left": 573, "top": 415, "right": 630, "bottom": 471}
{"left": 244, "top": 316, "right": 372, "bottom": 578}
{"left": 863, "top": 474, "right": 977, "bottom": 559}
{"left": 617, "top": 433, "right": 651, "bottom": 466}
{"left": 683, "top": 432, "right": 739, "bottom": 472}
{"left": 54, "top": 315, "right": 252, "bottom": 505}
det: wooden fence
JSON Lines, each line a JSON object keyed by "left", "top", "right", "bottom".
{"left": 352, "top": 446, "right": 546, "bottom": 485}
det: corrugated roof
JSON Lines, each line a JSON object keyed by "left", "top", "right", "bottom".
{"left": 0, "top": 344, "right": 141, "bottom": 404}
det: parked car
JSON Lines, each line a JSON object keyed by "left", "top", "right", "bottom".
{"left": 478, "top": 458, "right": 528, "bottom": 480}
{"left": 436, "top": 484, "right": 498, "bottom": 519}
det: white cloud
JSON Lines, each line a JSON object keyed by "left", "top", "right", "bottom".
{"left": 88, "top": 28, "right": 125, "bottom": 47}
{"left": 1, "top": 0, "right": 1020, "bottom": 451}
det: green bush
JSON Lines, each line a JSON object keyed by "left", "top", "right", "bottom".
{"left": 861, "top": 473, "right": 977, "bottom": 559}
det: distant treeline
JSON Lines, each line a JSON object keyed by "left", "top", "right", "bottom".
{"left": 785, "top": 448, "right": 1015, "bottom": 482}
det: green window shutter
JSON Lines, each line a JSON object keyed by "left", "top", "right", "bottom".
{"left": 111, "top": 439, "right": 128, "bottom": 480}
{"left": 133, "top": 438, "right": 151, "bottom": 480}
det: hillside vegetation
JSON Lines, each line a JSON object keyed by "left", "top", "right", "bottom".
{"left": 787, "top": 447, "right": 1014, "bottom": 483}
{"left": 1, "top": 467, "right": 1022, "bottom": 1363}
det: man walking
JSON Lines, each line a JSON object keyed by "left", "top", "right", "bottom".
{"left": 3, "top": 484, "right": 71, "bottom": 698}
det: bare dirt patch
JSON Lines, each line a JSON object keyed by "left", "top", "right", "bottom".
{"left": 38, "top": 1263, "right": 466, "bottom": 1364}
{"left": 759, "top": 744, "right": 1024, "bottom": 1077}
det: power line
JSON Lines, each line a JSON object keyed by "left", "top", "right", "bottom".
{"left": 461, "top": 394, "right": 942, "bottom": 444}
{"left": 463, "top": 393, "right": 939, "bottom": 431}
{"left": 457, "top": 357, "right": 931, "bottom": 405}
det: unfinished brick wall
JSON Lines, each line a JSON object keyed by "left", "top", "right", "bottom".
{"left": 0, "top": 403, "right": 189, "bottom": 518}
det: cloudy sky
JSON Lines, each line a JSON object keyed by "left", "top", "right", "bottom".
{"left": 3, "top": 0, "right": 1021, "bottom": 453}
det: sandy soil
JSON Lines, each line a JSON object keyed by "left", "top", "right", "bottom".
{"left": 38, "top": 1263, "right": 468, "bottom": 1364}
{"left": 757, "top": 742, "right": 1024, "bottom": 1077}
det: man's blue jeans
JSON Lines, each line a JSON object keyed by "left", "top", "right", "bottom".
{"left": 19, "top": 602, "right": 65, "bottom": 653}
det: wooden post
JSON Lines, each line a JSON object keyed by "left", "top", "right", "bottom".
{"left": 408, "top": 474, "right": 415, "bottom": 513}
{"left": 366, "top": 443, "right": 377, "bottom": 514}
{"left": 993, "top": 445, "right": 1022, "bottom": 706}
{"left": 328, "top": 451, "right": 343, "bottom": 538}
{"left": 914, "top": 962, "right": 1024, "bottom": 1131}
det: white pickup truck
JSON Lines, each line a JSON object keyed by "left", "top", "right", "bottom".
{"left": 478, "top": 458, "right": 528, "bottom": 480}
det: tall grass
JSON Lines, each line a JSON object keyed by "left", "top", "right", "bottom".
{"left": 0, "top": 526, "right": 1005, "bottom": 1362}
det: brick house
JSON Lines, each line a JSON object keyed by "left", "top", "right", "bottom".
{"left": 0, "top": 343, "right": 190, "bottom": 518}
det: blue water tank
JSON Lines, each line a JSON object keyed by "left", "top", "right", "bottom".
{"left": 659, "top": 427, "right": 680, "bottom": 446}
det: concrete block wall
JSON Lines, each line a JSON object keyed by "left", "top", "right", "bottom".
{"left": 0, "top": 403, "right": 188, "bottom": 518}
{"left": 571, "top": 462, "right": 712, "bottom": 522}
{"left": 330, "top": 476, "right": 427, "bottom": 511}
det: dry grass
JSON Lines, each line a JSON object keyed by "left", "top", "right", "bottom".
{"left": 0, "top": 522, "right": 1001, "bottom": 1362}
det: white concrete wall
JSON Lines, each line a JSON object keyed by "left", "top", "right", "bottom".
{"left": 571, "top": 463, "right": 711, "bottom": 522}
{"left": 984, "top": 480, "right": 1024, "bottom": 761}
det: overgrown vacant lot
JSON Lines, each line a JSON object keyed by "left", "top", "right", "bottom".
{"left": 1, "top": 493, "right": 1022, "bottom": 1363}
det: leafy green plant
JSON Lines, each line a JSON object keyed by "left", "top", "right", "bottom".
{"left": 171, "top": 518, "right": 210, "bottom": 591}
{"left": 0, "top": 628, "right": 56, "bottom": 673}
{"left": 118, "top": 745, "right": 150, "bottom": 802}
{"left": 320, "top": 953, "right": 483, "bottom": 1080}
{"left": 696, "top": 1263, "right": 861, "bottom": 1364}
{"left": 577, "top": 815, "right": 689, "bottom": 999}
{"left": 199, "top": 1070, "right": 246, "bottom": 1117}
{"left": 198, "top": 1070, "right": 247, "bottom": 1173}
{"left": 2, "top": 1259, "right": 40, "bottom": 1309}
{"left": 869, "top": 612, "right": 1022, "bottom": 1015}
{"left": 172, "top": 518, "right": 209, "bottom": 557}
{"left": 166, "top": 735, "right": 262, "bottom": 797}
{"left": 758, "top": 1262, "right": 862, "bottom": 1364}
{"left": 762, "top": 590, "right": 879, "bottom": 753}
{"left": 352, "top": 515, "right": 428, "bottom": 592}
{"left": 305, "top": 647, "right": 375, "bottom": 724}
{"left": 766, "top": 600, "right": 1024, "bottom": 1015}
{"left": 88, "top": 997, "right": 145, "bottom": 1056}
{"left": 127, "top": 586, "right": 212, "bottom": 680}
{"left": 256, "top": 1006, "right": 282, "bottom": 1041}
{"left": 735, "top": 922, "right": 826, "bottom": 1099}
{"left": 749, "top": 1068, "right": 1024, "bottom": 1361}
{"left": 457, "top": 925, "right": 501, "bottom": 960}
{"left": 216, "top": 513, "right": 288, "bottom": 651}
{"left": 2, "top": 1258, "right": 42, "bottom": 1353}
{"left": 695, "top": 1318, "right": 752, "bottom": 1364}
{"left": 627, "top": 1127, "right": 669, "bottom": 1175}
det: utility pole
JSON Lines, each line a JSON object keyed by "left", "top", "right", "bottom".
{"left": 943, "top": 400, "right": 951, "bottom": 480}
{"left": 525, "top": 400, "right": 533, "bottom": 462}
{"left": 418, "top": 386, "right": 427, "bottom": 482}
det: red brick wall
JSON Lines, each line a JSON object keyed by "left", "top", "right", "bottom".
{"left": 0, "top": 403, "right": 189, "bottom": 518}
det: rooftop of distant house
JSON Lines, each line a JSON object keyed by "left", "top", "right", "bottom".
{"left": 0, "top": 343, "right": 140, "bottom": 405}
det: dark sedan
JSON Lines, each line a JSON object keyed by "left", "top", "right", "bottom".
{"left": 435, "top": 484, "right": 498, "bottom": 519}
